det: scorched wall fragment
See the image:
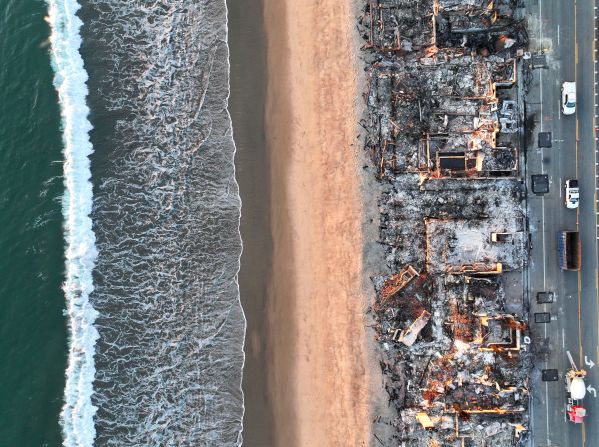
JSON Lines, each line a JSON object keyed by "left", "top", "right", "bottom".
{"left": 359, "top": 1, "right": 532, "bottom": 446}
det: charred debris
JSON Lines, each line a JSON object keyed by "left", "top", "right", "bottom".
{"left": 359, "top": 1, "right": 533, "bottom": 446}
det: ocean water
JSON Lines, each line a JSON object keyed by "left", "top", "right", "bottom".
{"left": 0, "top": 0, "right": 67, "bottom": 445}
{"left": 0, "top": 1, "right": 244, "bottom": 444}
{"left": 46, "top": 1, "right": 99, "bottom": 444}
{"left": 46, "top": 0, "right": 245, "bottom": 445}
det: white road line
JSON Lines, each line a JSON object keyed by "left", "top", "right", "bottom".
{"left": 539, "top": 1, "right": 550, "bottom": 443}
{"left": 559, "top": 102, "right": 561, "bottom": 120}
{"left": 545, "top": 381, "right": 550, "bottom": 445}
{"left": 563, "top": 328, "right": 566, "bottom": 349}
{"left": 542, "top": 194, "right": 546, "bottom": 289}
{"left": 560, "top": 177, "right": 563, "bottom": 197}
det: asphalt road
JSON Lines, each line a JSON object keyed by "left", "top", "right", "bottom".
{"left": 527, "top": 0, "right": 599, "bottom": 445}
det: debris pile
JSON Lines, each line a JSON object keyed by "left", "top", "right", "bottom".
{"left": 362, "top": 0, "right": 527, "bottom": 54}
{"left": 365, "top": 54, "right": 521, "bottom": 180}
{"left": 359, "top": 1, "right": 532, "bottom": 445}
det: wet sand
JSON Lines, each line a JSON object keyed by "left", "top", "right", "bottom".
{"left": 263, "top": 0, "right": 370, "bottom": 445}
{"left": 229, "top": 0, "right": 371, "bottom": 444}
{"left": 226, "top": 1, "right": 274, "bottom": 446}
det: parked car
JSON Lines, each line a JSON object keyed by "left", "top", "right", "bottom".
{"left": 531, "top": 174, "right": 549, "bottom": 195}
{"left": 562, "top": 82, "right": 576, "bottom": 115}
{"left": 565, "top": 179, "right": 579, "bottom": 209}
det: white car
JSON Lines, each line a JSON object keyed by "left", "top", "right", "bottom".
{"left": 562, "top": 82, "right": 576, "bottom": 115}
{"left": 565, "top": 179, "right": 579, "bottom": 209}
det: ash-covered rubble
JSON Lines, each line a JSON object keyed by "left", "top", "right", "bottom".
{"left": 361, "top": 0, "right": 526, "bottom": 55}
{"left": 365, "top": 54, "right": 520, "bottom": 180}
{"left": 359, "top": 1, "right": 531, "bottom": 446}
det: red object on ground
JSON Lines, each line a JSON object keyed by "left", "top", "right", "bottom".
{"left": 567, "top": 405, "right": 586, "bottom": 424}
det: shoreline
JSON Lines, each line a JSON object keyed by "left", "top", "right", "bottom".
{"left": 227, "top": 1, "right": 274, "bottom": 445}
{"left": 263, "top": 0, "right": 371, "bottom": 445}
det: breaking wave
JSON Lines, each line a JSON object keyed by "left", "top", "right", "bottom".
{"left": 46, "top": 0, "right": 99, "bottom": 446}
{"left": 79, "top": 0, "right": 245, "bottom": 445}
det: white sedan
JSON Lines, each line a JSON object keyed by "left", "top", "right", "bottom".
{"left": 562, "top": 81, "right": 576, "bottom": 115}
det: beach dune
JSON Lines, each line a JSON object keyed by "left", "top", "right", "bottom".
{"left": 264, "top": 0, "right": 370, "bottom": 445}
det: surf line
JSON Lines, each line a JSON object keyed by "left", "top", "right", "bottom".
{"left": 46, "top": 1, "right": 99, "bottom": 445}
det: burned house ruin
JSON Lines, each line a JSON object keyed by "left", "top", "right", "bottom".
{"left": 359, "top": 1, "right": 531, "bottom": 445}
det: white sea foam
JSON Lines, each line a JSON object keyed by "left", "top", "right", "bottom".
{"left": 46, "top": 1, "right": 98, "bottom": 446}
{"left": 78, "top": 1, "right": 245, "bottom": 444}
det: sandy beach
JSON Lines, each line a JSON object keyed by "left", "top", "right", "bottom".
{"left": 263, "top": 0, "right": 370, "bottom": 445}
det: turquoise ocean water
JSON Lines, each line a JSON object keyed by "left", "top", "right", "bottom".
{"left": 0, "top": 0, "right": 245, "bottom": 444}
{"left": 0, "top": 0, "right": 67, "bottom": 445}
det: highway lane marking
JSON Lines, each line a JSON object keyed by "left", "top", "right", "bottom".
{"left": 545, "top": 380, "right": 550, "bottom": 445}
{"left": 542, "top": 193, "right": 547, "bottom": 292}
{"left": 539, "top": 0, "right": 546, "bottom": 296}
{"left": 558, "top": 97, "right": 561, "bottom": 120}
{"left": 560, "top": 177, "right": 563, "bottom": 197}
{"left": 539, "top": 1, "right": 551, "bottom": 443}
{"left": 573, "top": 10, "right": 587, "bottom": 440}
{"left": 585, "top": 355, "right": 596, "bottom": 368}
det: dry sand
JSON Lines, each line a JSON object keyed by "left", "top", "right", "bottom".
{"left": 263, "top": 0, "right": 370, "bottom": 445}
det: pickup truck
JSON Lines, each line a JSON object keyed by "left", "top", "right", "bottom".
{"left": 565, "top": 179, "right": 579, "bottom": 209}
